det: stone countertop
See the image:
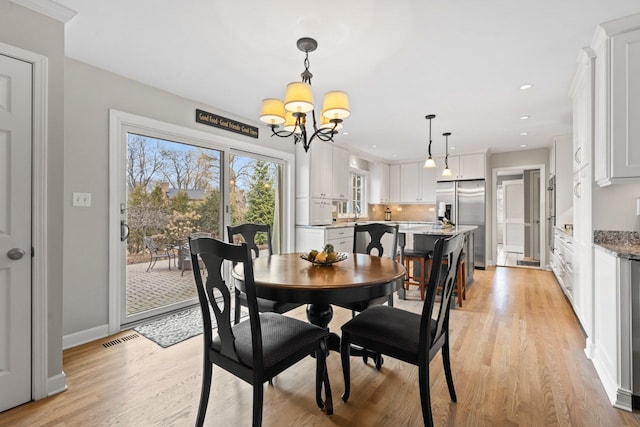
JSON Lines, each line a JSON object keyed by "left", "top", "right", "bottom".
{"left": 398, "top": 224, "right": 478, "bottom": 236}
{"left": 296, "top": 221, "right": 478, "bottom": 236}
{"left": 297, "top": 220, "right": 433, "bottom": 229}
{"left": 593, "top": 230, "right": 640, "bottom": 260}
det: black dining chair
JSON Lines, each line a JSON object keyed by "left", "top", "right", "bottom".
{"left": 335, "top": 223, "right": 399, "bottom": 369}
{"left": 340, "top": 234, "right": 465, "bottom": 427}
{"left": 345, "top": 223, "right": 399, "bottom": 311}
{"left": 189, "top": 236, "right": 333, "bottom": 427}
{"left": 227, "top": 223, "right": 302, "bottom": 324}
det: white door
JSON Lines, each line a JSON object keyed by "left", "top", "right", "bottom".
{"left": 503, "top": 179, "right": 524, "bottom": 254}
{"left": 0, "top": 54, "right": 32, "bottom": 411}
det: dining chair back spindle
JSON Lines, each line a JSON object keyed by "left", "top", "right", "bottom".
{"left": 189, "top": 237, "right": 333, "bottom": 426}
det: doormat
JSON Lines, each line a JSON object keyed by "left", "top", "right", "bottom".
{"left": 516, "top": 259, "right": 540, "bottom": 267}
{"left": 134, "top": 305, "right": 247, "bottom": 348}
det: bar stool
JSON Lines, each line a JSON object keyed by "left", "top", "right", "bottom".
{"left": 398, "top": 233, "right": 433, "bottom": 300}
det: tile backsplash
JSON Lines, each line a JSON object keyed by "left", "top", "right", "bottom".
{"left": 368, "top": 204, "right": 437, "bottom": 222}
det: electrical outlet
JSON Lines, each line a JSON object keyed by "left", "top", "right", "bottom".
{"left": 73, "top": 192, "right": 92, "bottom": 207}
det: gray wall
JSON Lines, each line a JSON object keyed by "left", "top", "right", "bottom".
{"left": 488, "top": 148, "right": 550, "bottom": 265}
{"left": 593, "top": 182, "right": 640, "bottom": 231}
{"left": 63, "top": 58, "right": 292, "bottom": 336}
{"left": 0, "top": 0, "right": 65, "bottom": 379}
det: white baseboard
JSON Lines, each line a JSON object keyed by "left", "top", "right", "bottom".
{"left": 63, "top": 324, "right": 110, "bottom": 350}
{"left": 592, "top": 350, "right": 632, "bottom": 411}
{"left": 46, "top": 371, "right": 67, "bottom": 397}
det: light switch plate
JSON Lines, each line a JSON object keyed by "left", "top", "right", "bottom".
{"left": 73, "top": 192, "right": 92, "bottom": 207}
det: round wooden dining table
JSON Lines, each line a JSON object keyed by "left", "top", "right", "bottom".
{"left": 232, "top": 252, "right": 405, "bottom": 351}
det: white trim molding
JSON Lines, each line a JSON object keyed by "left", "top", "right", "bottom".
{"left": 63, "top": 324, "right": 110, "bottom": 350}
{"left": 10, "top": 0, "right": 77, "bottom": 23}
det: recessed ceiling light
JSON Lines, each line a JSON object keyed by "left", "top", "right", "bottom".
{"left": 371, "top": 145, "right": 377, "bottom": 148}
{"left": 521, "top": 132, "right": 528, "bottom": 136}
{"left": 520, "top": 115, "right": 530, "bottom": 120}
{"left": 520, "top": 84, "right": 533, "bottom": 90}
{"left": 392, "top": 154, "right": 397, "bottom": 158}
{"left": 450, "top": 146, "right": 456, "bottom": 150}
{"left": 342, "top": 132, "right": 349, "bottom": 135}
{"left": 520, "top": 144, "right": 528, "bottom": 148}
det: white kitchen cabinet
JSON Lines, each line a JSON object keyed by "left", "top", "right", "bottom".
{"left": 592, "top": 14, "right": 640, "bottom": 186}
{"left": 296, "top": 140, "right": 330, "bottom": 199}
{"left": 569, "top": 46, "right": 595, "bottom": 350}
{"left": 368, "top": 162, "right": 390, "bottom": 204}
{"left": 295, "top": 198, "right": 332, "bottom": 226}
{"left": 295, "top": 225, "right": 354, "bottom": 253}
{"left": 570, "top": 48, "right": 595, "bottom": 173}
{"left": 436, "top": 153, "right": 485, "bottom": 181}
{"left": 551, "top": 228, "right": 574, "bottom": 302}
{"left": 297, "top": 140, "right": 349, "bottom": 200}
{"left": 389, "top": 164, "right": 401, "bottom": 203}
{"left": 332, "top": 145, "right": 349, "bottom": 200}
{"left": 592, "top": 247, "right": 633, "bottom": 411}
{"left": 400, "top": 162, "right": 436, "bottom": 203}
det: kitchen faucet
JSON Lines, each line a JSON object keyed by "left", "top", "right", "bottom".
{"left": 353, "top": 202, "right": 360, "bottom": 222}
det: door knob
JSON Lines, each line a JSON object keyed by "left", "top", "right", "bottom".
{"left": 7, "top": 248, "right": 25, "bottom": 260}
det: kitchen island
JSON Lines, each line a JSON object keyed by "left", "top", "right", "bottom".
{"left": 397, "top": 223, "right": 478, "bottom": 300}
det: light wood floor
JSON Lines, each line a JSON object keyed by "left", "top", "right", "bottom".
{"left": 2, "top": 267, "right": 640, "bottom": 426}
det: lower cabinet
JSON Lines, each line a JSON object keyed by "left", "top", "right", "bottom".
{"left": 295, "top": 226, "right": 354, "bottom": 253}
{"left": 592, "top": 246, "right": 634, "bottom": 411}
{"left": 296, "top": 198, "right": 332, "bottom": 226}
{"left": 551, "top": 228, "right": 574, "bottom": 302}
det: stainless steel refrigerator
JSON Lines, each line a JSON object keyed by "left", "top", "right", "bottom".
{"left": 436, "top": 180, "right": 486, "bottom": 269}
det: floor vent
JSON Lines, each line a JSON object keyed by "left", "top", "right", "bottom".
{"left": 102, "top": 333, "right": 140, "bottom": 348}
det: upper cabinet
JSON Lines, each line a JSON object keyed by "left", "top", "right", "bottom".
{"left": 436, "top": 153, "right": 486, "bottom": 181}
{"left": 592, "top": 13, "right": 640, "bottom": 186}
{"left": 400, "top": 162, "right": 436, "bottom": 203}
{"left": 296, "top": 141, "right": 349, "bottom": 200}
{"left": 389, "top": 164, "right": 401, "bottom": 203}
{"left": 332, "top": 146, "right": 349, "bottom": 200}
{"left": 368, "top": 162, "right": 390, "bottom": 204}
{"left": 569, "top": 49, "right": 594, "bottom": 174}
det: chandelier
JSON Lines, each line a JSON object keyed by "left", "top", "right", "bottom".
{"left": 423, "top": 114, "right": 436, "bottom": 168}
{"left": 259, "top": 37, "right": 351, "bottom": 152}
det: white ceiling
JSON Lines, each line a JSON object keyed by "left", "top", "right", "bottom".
{"left": 55, "top": 0, "right": 640, "bottom": 163}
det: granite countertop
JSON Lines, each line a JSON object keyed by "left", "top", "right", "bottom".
{"left": 593, "top": 230, "right": 640, "bottom": 260}
{"left": 299, "top": 220, "right": 433, "bottom": 229}
{"left": 398, "top": 224, "right": 478, "bottom": 236}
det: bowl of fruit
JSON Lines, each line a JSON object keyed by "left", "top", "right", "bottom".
{"left": 301, "top": 244, "right": 348, "bottom": 266}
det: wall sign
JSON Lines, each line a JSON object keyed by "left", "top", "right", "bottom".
{"left": 195, "top": 109, "right": 259, "bottom": 139}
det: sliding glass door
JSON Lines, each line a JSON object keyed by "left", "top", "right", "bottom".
{"left": 228, "top": 152, "right": 284, "bottom": 253}
{"left": 123, "top": 132, "right": 222, "bottom": 324}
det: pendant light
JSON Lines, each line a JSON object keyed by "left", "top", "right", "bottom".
{"left": 442, "top": 132, "right": 453, "bottom": 177}
{"left": 423, "top": 114, "right": 436, "bottom": 168}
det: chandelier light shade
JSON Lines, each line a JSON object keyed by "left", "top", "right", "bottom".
{"left": 322, "top": 91, "right": 351, "bottom": 119}
{"left": 259, "top": 98, "right": 286, "bottom": 125}
{"left": 259, "top": 37, "right": 350, "bottom": 152}
{"left": 423, "top": 114, "right": 437, "bottom": 168}
{"left": 442, "top": 132, "right": 453, "bottom": 177}
{"left": 284, "top": 82, "right": 314, "bottom": 113}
